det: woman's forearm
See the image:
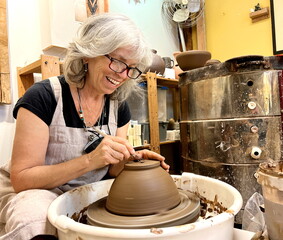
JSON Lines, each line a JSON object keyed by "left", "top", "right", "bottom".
{"left": 11, "top": 154, "right": 92, "bottom": 192}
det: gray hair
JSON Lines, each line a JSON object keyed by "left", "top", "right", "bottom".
{"left": 63, "top": 13, "right": 153, "bottom": 101}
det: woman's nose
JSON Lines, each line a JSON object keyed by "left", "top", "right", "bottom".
{"left": 116, "top": 69, "right": 129, "bottom": 79}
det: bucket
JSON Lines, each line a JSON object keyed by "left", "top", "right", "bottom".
{"left": 48, "top": 172, "right": 242, "bottom": 240}
{"left": 256, "top": 161, "right": 283, "bottom": 240}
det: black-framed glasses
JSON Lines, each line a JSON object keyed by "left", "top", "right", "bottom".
{"left": 105, "top": 55, "right": 142, "bottom": 79}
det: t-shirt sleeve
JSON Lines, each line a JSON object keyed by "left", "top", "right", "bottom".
{"left": 117, "top": 101, "right": 131, "bottom": 128}
{"left": 13, "top": 80, "right": 56, "bottom": 126}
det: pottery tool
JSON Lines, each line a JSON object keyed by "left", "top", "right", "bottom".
{"left": 92, "top": 126, "right": 140, "bottom": 161}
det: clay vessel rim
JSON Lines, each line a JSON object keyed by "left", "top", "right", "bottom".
{"left": 124, "top": 160, "right": 160, "bottom": 170}
{"left": 106, "top": 159, "right": 181, "bottom": 216}
{"left": 176, "top": 50, "right": 211, "bottom": 57}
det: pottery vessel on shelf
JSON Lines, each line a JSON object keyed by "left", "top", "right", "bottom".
{"left": 173, "top": 51, "right": 183, "bottom": 79}
{"left": 174, "top": 66, "right": 183, "bottom": 79}
{"left": 106, "top": 160, "right": 180, "bottom": 216}
{"left": 162, "top": 57, "right": 174, "bottom": 69}
{"left": 176, "top": 50, "right": 211, "bottom": 71}
{"left": 205, "top": 59, "right": 221, "bottom": 66}
{"left": 173, "top": 51, "right": 181, "bottom": 59}
{"left": 144, "top": 50, "right": 165, "bottom": 75}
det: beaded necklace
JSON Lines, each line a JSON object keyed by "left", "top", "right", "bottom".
{"left": 77, "top": 88, "right": 105, "bottom": 131}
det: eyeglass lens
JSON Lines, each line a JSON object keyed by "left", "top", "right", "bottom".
{"left": 109, "top": 57, "right": 141, "bottom": 79}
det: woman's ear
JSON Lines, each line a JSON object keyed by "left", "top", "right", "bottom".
{"left": 83, "top": 58, "right": 89, "bottom": 64}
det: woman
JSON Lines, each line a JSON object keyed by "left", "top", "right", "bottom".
{"left": 0, "top": 13, "right": 169, "bottom": 240}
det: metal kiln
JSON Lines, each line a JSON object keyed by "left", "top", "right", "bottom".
{"left": 179, "top": 55, "right": 283, "bottom": 222}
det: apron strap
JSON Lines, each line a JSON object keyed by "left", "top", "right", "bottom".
{"left": 49, "top": 76, "right": 65, "bottom": 126}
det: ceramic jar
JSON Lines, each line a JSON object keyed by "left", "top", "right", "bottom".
{"left": 144, "top": 50, "right": 165, "bottom": 75}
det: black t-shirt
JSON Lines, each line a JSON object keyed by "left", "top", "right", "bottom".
{"left": 13, "top": 75, "right": 131, "bottom": 128}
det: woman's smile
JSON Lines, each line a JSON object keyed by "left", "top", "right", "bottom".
{"left": 106, "top": 76, "right": 121, "bottom": 86}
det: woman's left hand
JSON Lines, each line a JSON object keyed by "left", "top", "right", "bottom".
{"left": 133, "top": 149, "right": 170, "bottom": 172}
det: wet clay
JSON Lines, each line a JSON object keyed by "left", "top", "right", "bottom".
{"left": 71, "top": 206, "right": 88, "bottom": 223}
{"left": 71, "top": 191, "right": 227, "bottom": 226}
{"left": 197, "top": 194, "right": 227, "bottom": 219}
{"left": 86, "top": 160, "right": 200, "bottom": 228}
{"left": 105, "top": 160, "right": 181, "bottom": 216}
{"left": 87, "top": 190, "right": 200, "bottom": 229}
{"left": 259, "top": 160, "right": 283, "bottom": 176}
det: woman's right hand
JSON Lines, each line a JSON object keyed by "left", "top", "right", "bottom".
{"left": 85, "top": 135, "right": 136, "bottom": 169}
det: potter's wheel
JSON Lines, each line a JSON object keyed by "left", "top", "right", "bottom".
{"left": 87, "top": 190, "right": 200, "bottom": 229}
{"left": 87, "top": 160, "right": 200, "bottom": 229}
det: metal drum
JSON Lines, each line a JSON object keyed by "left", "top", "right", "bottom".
{"left": 179, "top": 55, "right": 283, "bottom": 224}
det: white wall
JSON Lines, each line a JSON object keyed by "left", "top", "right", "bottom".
{"left": 0, "top": 0, "right": 178, "bottom": 166}
{"left": 0, "top": 0, "right": 43, "bottom": 166}
{"left": 109, "top": 0, "right": 179, "bottom": 59}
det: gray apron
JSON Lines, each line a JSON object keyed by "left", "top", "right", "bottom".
{"left": 0, "top": 76, "right": 118, "bottom": 239}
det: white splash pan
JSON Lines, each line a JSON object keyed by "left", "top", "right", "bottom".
{"left": 48, "top": 172, "right": 243, "bottom": 240}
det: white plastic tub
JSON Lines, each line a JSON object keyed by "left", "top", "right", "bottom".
{"left": 48, "top": 172, "right": 243, "bottom": 240}
{"left": 256, "top": 165, "right": 283, "bottom": 240}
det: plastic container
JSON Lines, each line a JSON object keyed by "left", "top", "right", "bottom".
{"left": 48, "top": 172, "right": 243, "bottom": 240}
{"left": 256, "top": 162, "right": 283, "bottom": 240}
{"left": 127, "top": 83, "right": 168, "bottom": 122}
{"left": 157, "top": 87, "right": 167, "bottom": 122}
{"left": 141, "top": 122, "right": 168, "bottom": 143}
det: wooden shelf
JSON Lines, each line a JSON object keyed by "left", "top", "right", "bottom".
{"left": 134, "top": 141, "right": 180, "bottom": 151}
{"left": 0, "top": 0, "right": 11, "bottom": 104}
{"left": 18, "top": 59, "right": 42, "bottom": 75}
{"left": 249, "top": 7, "right": 269, "bottom": 23}
{"left": 134, "top": 144, "right": 151, "bottom": 150}
{"left": 160, "top": 140, "right": 180, "bottom": 145}
{"left": 156, "top": 78, "right": 179, "bottom": 88}
{"left": 141, "top": 74, "right": 179, "bottom": 88}
{"left": 17, "top": 55, "right": 62, "bottom": 97}
{"left": 141, "top": 72, "right": 180, "bottom": 154}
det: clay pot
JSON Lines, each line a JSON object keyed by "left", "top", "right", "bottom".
{"left": 106, "top": 160, "right": 181, "bottom": 216}
{"left": 173, "top": 51, "right": 181, "bottom": 59}
{"left": 173, "top": 51, "right": 183, "bottom": 79}
{"left": 174, "top": 66, "right": 183, "bottom": 79}
{"left": 205, "top": 59, "right": 221, "bottom": 66}
{"left": 144, "top": 50, "right": 165, "bottom": 75}
{"left": 176, "top": 50, "right": 211, "bottom": 71}
{"left": 162, "top": 57, "right": 174, "bottom": 68}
